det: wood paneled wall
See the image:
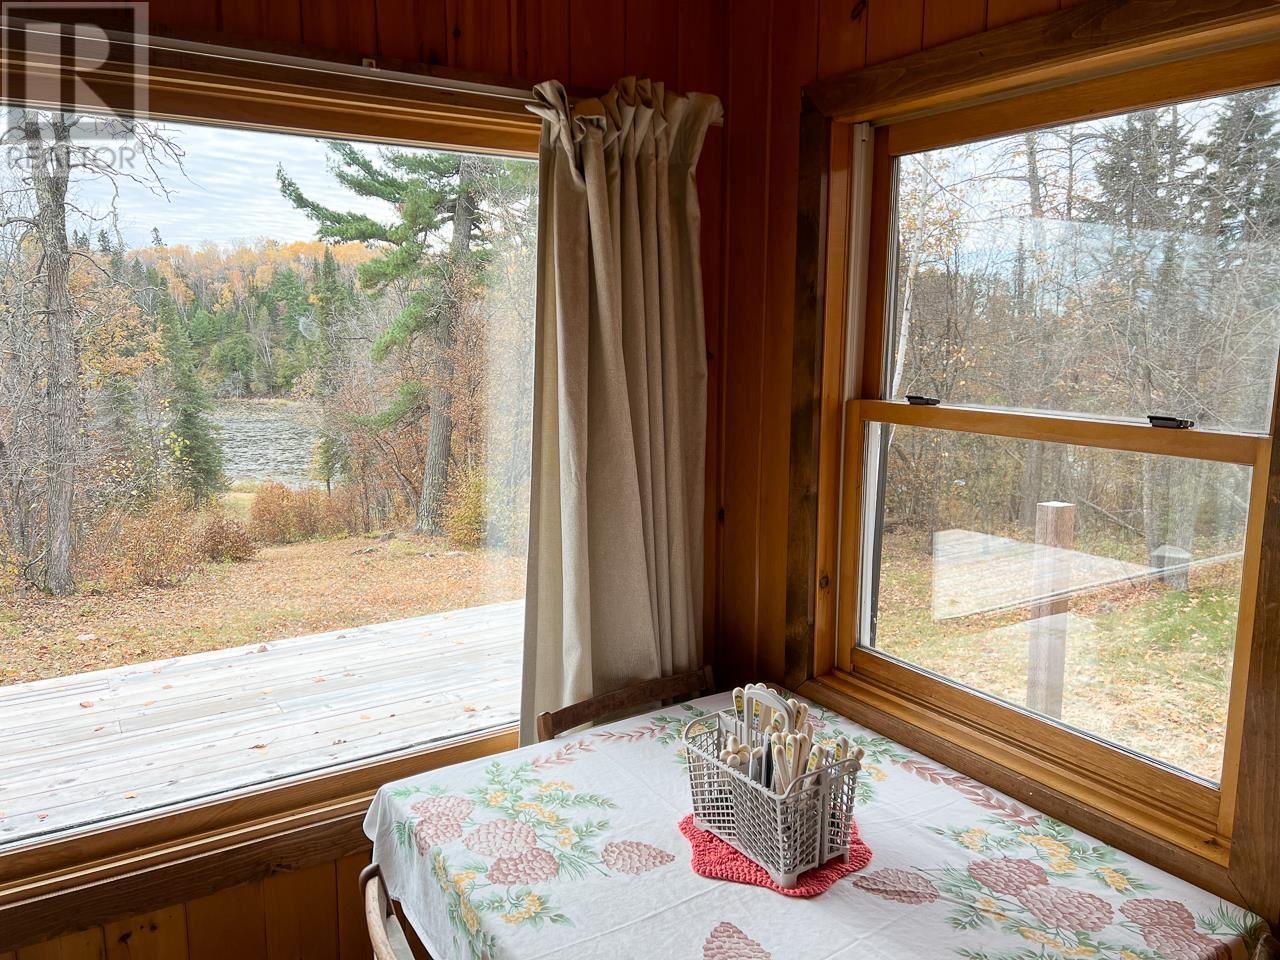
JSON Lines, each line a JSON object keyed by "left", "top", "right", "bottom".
{"left": 7, "top": 853, "right": 370, "bottom": 960}
{"left": 713, "top": 0, "right": 1088, "bottom": 687}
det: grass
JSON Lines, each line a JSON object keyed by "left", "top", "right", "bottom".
{"left": 875, "top": 533, "right": 1238, "bottom": 782}
{"left": 0, "top": 533, "right": 525, "bottom": 685}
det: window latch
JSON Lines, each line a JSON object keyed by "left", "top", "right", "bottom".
{"left": 905, "top": 395, "right": 940, "bottom": 406}
{"left": 1148, "top": 414, "right": 1195, "bottom": 430}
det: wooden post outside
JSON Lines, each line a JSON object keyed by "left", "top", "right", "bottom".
{"left": 1027, "top": 501, "right": 1075, "bottom": 718}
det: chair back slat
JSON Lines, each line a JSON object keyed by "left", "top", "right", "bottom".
{"left": 536, "top": 665, "right": 714, "bottom": 741}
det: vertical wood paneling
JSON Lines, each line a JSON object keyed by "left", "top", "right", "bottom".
{"left": 519, "top": 0, "right": 570, "bottom": 83}
{"left": 817, "top": 0, "right": 867, "bottom": 78}
{"left": 923, "top": 0, "right": 985, "bottom": 47}
{"left": 186, "top": 882, "right": 267, "bottom": 960}
{"left": 299, "top": 0, "right": 377, "bottom": 56}
{"left": 217, "top": 0, "right": 302, "bottom": 44}
{"left": 373, "top": 0, "right": 448, "bottom": 65}
{"left": 102, "top": 908, "right": 186, "bottom": 960}
{"left": 144, "top": 0, "right": 216, "bottom": 33}
{"left": 864, "top": 0, "right": 923, "bottom": 65}
{"left": 756, "top": 0, "right": 820, "bottom": 682}
{"left": 679, "top": 0, "right": 728, "bottom": 662}
{"left": 626, "top": 0, "right": 680, "bottom": 82}
{"left": 447, "top": 0, "right": 514, "bottom": 77}
{"left": 17, "top": 931, "right": 105, "bottom": 960}
{"left": 986, "top": 0, "right": 1059, "bottom": 29}
{"left": 263, "top": 864, "right": 338, "bottom": 960}
{"left": 334, "top": 854, "right": 371, "bottom": 960}
{"left": 567, "top": 0, "right": 625, "bottom": 92}
{"left": 719, "top": 0, "right": 773, "bottom": 685}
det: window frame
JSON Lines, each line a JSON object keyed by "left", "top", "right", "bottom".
{"left": 0, "top": 28, "right": 539, "bottom": 946}
{"left": 792, "top": 3, "right": 1280, "bottom": 913}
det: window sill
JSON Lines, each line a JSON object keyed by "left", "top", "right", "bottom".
{"left": 0, "top": 726, "right": 516, "bottom": 951}
{"left": 798, "top": 671, "right": 1238, "bottom": 902}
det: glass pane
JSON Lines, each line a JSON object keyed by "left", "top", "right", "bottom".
{"left": 861, "top": 423, "right": 1249, "bottom": 783}
{"left": 0, "top": 110, "right": 535, "bottom": 847}
{"left": 887, "top": 87, "right": 1280, "bottom": 433}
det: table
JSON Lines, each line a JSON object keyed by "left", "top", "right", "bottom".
{"left": 364, "top": 692, "right": 1264, "bottom": 960}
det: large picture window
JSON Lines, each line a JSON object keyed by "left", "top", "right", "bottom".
{"left": 0, "top": 107, "right": 537, "bottom": 849}
{"left": 852, "top": 85, "right": 1278, "bottom": 798}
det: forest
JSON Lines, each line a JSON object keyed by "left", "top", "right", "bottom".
{"left": 0, "top": 114, "right": 537, "bottom": 612}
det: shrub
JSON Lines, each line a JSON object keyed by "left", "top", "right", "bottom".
{"left": 443, "top": 468, "right": 487, "bottom": 549}
{"left": 195, "top": 510, "right": 256, "bottom": 562}
{"left": 80, "top": 491, "right": 200, "bottom": 592}
{"left": 250, "top": 481, "right": 354, "bottom": 544}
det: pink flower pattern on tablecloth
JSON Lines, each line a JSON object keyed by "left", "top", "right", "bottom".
{"left": 703, "top": 922, "right": 772, "bottom": 959}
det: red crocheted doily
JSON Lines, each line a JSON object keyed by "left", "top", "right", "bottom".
{"left": 678, "top": 814, "right": 872, "bottom": 897}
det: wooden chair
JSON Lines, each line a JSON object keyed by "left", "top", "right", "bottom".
{"left": 360, "top": 863, "right": 420, "bottom": 960}
{"left": 535, "top": 665, "right": 715, "bottom": 741}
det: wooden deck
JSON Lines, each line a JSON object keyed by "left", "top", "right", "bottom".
{"left": 0, "top": 600, "right": 523, "bottom": 848}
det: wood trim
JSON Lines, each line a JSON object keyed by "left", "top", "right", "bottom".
{"left": 1225, "top": 374, "right": 1280, "bottom": 926}
{"left": 811, "top": 122, "right": 857, "bottom": 681}
{"left": 783, "top": 96, "right": 833, "bottom": 691}
{"left": 798, "top": 672, "right": 1239, "bottom": 905}
{"left": 0, "top": 729, "right": 516, "bottom": 927}
{"left": 849, "top": 650, "right": 1223, "bottom": 845}
{"left": 887, "top": 35, "right": 1280, "bottom": 156}
{"left": 0, "top": 37, "right": 542, "bottom": 156}
{"left": 806, "top": 0, "right": 1280, "bottom": 123}
{"left": 859, "top": 399, "right": 1265, "bottom": 465}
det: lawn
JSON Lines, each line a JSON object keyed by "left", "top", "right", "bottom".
{"left": 874, "top": 533, "right": 1238, "bottom": 783}
{"left": 0, "top": 533, "right": 525, "bottom": 685}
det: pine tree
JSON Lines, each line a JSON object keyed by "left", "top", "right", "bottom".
{"left": 157, "top": 293, "right": 223, "bottom": 499}
{"left": 278, "top": 143, "right": 528, "bottom": 533}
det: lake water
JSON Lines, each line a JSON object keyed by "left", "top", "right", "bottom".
{"left": 210, "top": 400, "right": 320, "bottom": 487}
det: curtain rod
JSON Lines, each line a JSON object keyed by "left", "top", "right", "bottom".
{"left": 3, "top": 23, "right": 723, "bottom": 126}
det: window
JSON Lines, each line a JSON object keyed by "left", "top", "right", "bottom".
{"left": 0, "top": 108, "right": 537, "bottom": 850}
{"left": 847, "top": 84, "right": 1278, "bottom": 811}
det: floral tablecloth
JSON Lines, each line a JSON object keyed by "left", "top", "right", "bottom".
{"left": 364, "top": 692, "right": 1264, "bottom": 960}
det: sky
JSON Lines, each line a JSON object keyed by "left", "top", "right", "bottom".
{"left": 65, "top": 117, "right": 411, "bottom": 250}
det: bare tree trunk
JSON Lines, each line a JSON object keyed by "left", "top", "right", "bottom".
{"left": 24, "top": 112, "right": 78, "bottom": 595}
{"left": 415, "top": 183, "right": 475, "bottom": 535}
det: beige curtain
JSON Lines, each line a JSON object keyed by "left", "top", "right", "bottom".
{"left": 520, "top": 78, "right": 722, "bottom": 742}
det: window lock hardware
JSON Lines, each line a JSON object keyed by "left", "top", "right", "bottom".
{"left": 1148, "top": 414, "right": 1195, "bottom": 430}
{"left": 905, "top": 395, "right": 941, "bottom": 406}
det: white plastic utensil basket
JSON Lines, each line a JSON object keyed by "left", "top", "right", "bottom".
{"left": 683, "top": 693, "right": 860, "bottom": 888}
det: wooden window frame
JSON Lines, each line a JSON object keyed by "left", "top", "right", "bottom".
{"left": 0, "top": 27, "right": 539, "bottom": 951}
{"left": 787, "top": 0, "right": 1280, "bottom": 925}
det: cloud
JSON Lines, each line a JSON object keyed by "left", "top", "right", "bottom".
{"left": 67, "top": 118, "right": 409, "bottom": 249}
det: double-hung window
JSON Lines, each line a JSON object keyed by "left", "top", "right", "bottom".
{"left": 839, "top": 79, "right": 1280, "bottom": 855}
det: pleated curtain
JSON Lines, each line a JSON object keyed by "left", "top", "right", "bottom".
{"left": 520, "top": 78, "right": 723, "bottom": 743}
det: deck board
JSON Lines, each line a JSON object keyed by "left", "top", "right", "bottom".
{"left": 0, "top": 600, "right": 523, "bottom": 847}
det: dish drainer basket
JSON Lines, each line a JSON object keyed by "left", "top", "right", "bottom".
{"left": 682, "top": 690, "right": 860, "bottom": 888}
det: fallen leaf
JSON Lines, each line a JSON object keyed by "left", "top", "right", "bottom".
{"left": 35, "top": 812, "right": 48, "bottom": 821}
{"left": 359, "top": 714, "right": 372, "bottom": 721}
{"left": 143, "top": 699, "right": 155, "bottom": 707}
{"left": 462, "top": 705, "right": 477, "bottom": 713}
{"left": 79, "top": 700, "right": 93, "bottom": 708}
{"left": 332, "top": 738, "right": 347, "bottom": 745}
{"left": 124, "top": 791, "right": 137, "bottom": 799}
{"left": 257, "top": 645, "right": 269, "bottom": 653}
{"left": 251, "top": 743, "right": 268, "bottom": 750}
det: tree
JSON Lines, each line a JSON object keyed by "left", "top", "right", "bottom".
{"left": 278, "top": 144, "right": 535, "bottom": 534}
{"left": 1, "top": 110, "right": 182, "bottom": 593}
